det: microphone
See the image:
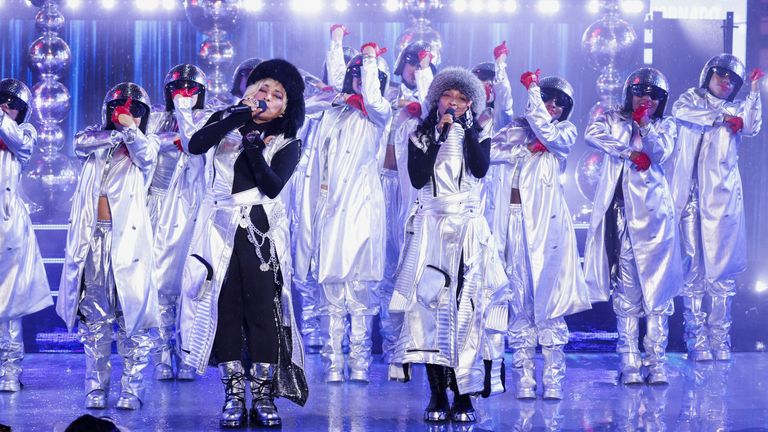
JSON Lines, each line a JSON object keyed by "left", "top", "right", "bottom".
{"left": 437, "top": 108, "right": 456, "bottom": 143}
{"left": 226, "top": 99, "right": 268, "bottom": 115}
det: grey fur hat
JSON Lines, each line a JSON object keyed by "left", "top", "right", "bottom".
{"left": 425, "top": 67, "right": 486, "bottom": 115}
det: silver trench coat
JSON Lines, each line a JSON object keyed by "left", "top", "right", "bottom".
{"left": 0, "top": 114, "right": 52, "bottom": 320}
{"left": 582, "top": 111, "right": 683, "bottom": 310}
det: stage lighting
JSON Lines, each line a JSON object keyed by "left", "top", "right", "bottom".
{"left": 66, "top": 0, "right": 81, "bottom": 10}
{"left": 620, "top": 0, "right": 644, "bottom": 14}
{"left": 486, "top": 0, "right": 500, "bottom": 13}
{"left": 451, "top": 0, "right": 467, "bottom": 13}
{"left": 503, "top": 0, "right": 517, "bottom": 13}
{"left": 586, "top": 0, "right": 599, "bottom": 14}
{"left": 757, "top": 341, "right": 766, "bottom": 351}
{"left": 472, "top": 0, "right": 485, "bottom": 13}
{"left": 384, "top": 0, "right": 399, "bottom": 11}
{"left": 535, "top": 0, "right": 560, "bottom": 14}
{"left": 101, "top": 0, "right": 115, "bottom": 9}
{"left": 755, "top": 280, "right": 767, "bottom": 293}
{"left": 333, "top": 0, "right": 348, "bottom": 11}
{"left": 290, "top": 0, "right": 323, "bottom": 13}
{"left": 136, "top": 0, "right": 159, "bottom": 10}
{"left": 162, "top": 0, "right": 176, "bottom": 10}
{"left": 242, "top": 0, "right": 263, "bottom": 11}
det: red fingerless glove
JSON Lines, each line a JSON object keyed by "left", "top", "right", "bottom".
{"left": 725, "top": 116, "right": 744, "bottom": 134}
{"left": 330, "top": 24, "right": 350, "bottom": 36}
{"left": 361, "top": 42, "right": 387, "bottom": 58}
{"left": 174, "top": 138, "right": 184, "bottom": 152}
{"left": 749, "top": 67, "right": 765, "bottom": 82}
{"left": 417, "top": 50, "right": 433, "bottom": 63}
{"left": 630, "top": 152, "right": 651, "bottom": 171}
{"left": 172, "top": 88, "right": 198, "bottom": 98}
{"left": 493, "top": 40, "right": 509, "bottom": 60}
{"left": 520, "top": 69, "right": 541, "bottom": 90}
{"left": 405, "top": 102, "right": 422, "bottom": 119}
{"left": 529, "top": 139, "right": 548, "bottom": 153}
{"left": 346, "top": 94, "right": 368, "bottom": 116}
{"left": 632, "top": 102, "right": 651, "bottom": 124}
{"left": 111, "top": 97, "right": 133, "bottom": 125}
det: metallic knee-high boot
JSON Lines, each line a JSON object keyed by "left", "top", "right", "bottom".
{"left": 115, "top": 322, "right": 152, "bottom": 410}
{"left": 511, "top": 347, "right": 536, "bottom": 399}
{"left": 709, "top": 293, "right": 734, "bottom": 361}
{"left": 348, "top": 314, "right": 374, "bottom": 382}
{"left": 0, "top": 319, "right": 24, "bottom": 392}
{"left": 320, "top": 314, "right": 346, "bottom": 382}
{"left": 616, "top": 315, "right": 643, "bottom": 385}
{"left": 448, "top": 368, "right": 476, "bottom": 423}
{"left": 151, "top": 294, "right": 177, "bottom": 380}
{"left": 79, "top": 319, "right": 113, "bottom": 409}
{"left": 645, "top": 314, "right": 670, "bottom": 384}
{"left": 682, "top": 294, "right": 712, "bottom": 361}
{"left": 249, "top": 363, "right": 281, "bottom": 427}
{"left": 542, "top": 345, "right": 566, "bottom": 400}
{"left": 176, "top": 350, "right": 197, "bottom": 381}
{"left": 424, "top": 364, "right": 450, "bottom": 422}
{"left": 219, "top": 361, "right": 247, "bottom": 428}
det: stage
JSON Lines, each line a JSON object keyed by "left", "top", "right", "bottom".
{"left": 1, "top": 352, "right": 767, "bottom": 431}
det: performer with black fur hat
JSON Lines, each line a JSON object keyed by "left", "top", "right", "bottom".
{"left": 57, "top": 82, "right": 160, "bottom": 410}
{"left": 146, "top": 64, "right": 213, "bottom": 381}
{"left": 0, "top": 78, "right": 53, "bottom": 393}
{"left": 179, "top": 58, "right": 307, "bottom": 428}
{"left": 489, "top": 71, "right": 590, "bottom": 400}
{"left": 389, "top": 67, "right": 508, "bottom": 423}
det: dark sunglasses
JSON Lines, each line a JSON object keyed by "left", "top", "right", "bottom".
{"left": 629, "top": 84, "right": 666, "bottom": 101}
{"left": 711, "top": 67, "right": 740, "bottom": 85}
{"left": 0, "top": 93, "right": 26, "bottom": 111}
{"left": 166, "top": 80, "right": 202, "bottom": 95}
{"left": 108, "top": 99, "right": 147, "bottom": 118}
{"left": 540, "top": 88, "right": 570, "bottom": 108}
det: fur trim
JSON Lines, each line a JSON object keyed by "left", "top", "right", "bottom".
{"left": 425, "top": 67, "right": 486, "bottom": 115}
{"left": 246, "top": 58, "right": 306, "bottom": 138}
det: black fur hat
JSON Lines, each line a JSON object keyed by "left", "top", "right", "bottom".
{"left": 245, "top": 59, "right": 306, "bottom": 139}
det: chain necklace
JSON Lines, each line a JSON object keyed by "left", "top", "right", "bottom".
{"left": 239, "top": 205, "right": 281, "bottom": 285}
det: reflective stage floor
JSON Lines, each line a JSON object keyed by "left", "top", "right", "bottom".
{"left": 1, "top": 353, "right": 767, "bottom": 431}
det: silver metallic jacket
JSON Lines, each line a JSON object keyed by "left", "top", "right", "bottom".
{"left": 0, "top": 112, "right": 52, "bottom": 320}
{"left": 583, "top": 111, "right": 683, "bottom": 311}
{"left": 389, "top": 118, "right": 508, "bottom": 395}
{"left": 489, "top": 86, "right": 591, "bottom": 323}
{"left": 57, "top": 126, "right": 160, "bottom": 336}
{"left": 179, "top": 130, "right": 304, "bottom": 375}
{"left": 667, "top": 88, "right": 762, "bottom": 281}
{"left": 307, "top": 56, "right": 392, "bottom": 283}
{"left": 147, "top": 98, "right": 214, "bottom": 296}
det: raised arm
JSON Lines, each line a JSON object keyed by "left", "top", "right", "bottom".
{"left": 0, "top": 112, "right": 36, "bottom": 165}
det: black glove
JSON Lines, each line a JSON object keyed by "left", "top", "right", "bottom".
{"left": 244, "top": 131, "right": 266, "bottom": 151}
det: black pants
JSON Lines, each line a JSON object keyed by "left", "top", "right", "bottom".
{"left": 213, "top": 209, "right": 279, "bottom": 364}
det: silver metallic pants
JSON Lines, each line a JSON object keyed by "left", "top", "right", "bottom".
{"left": 0, "top": 319, "right": 24, "bottom": 388}
{"left": 607, "top": 199, "right": 674, "bottom": 373}
{"left": 77, "top": 221, "right": 153, "bottom": 401}
{"left": 680, "top": 182, "right": 736, "bottom": 354}
{"left": 149, "top": 292, "right": 182, "bottom": 370}
{"left": 320, "top": 281, "right": 380, "bottom": 379}
{"left": 294, "top": 272, "right": 323, "bottom": 347}
{"left": 505, "top": 205, "right": 568, "bottom": 390}
{"left": 379, "top": 169, "right": 403, "bottom": 362}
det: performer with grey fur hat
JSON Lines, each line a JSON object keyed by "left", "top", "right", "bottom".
{"left": 388, "top": 67, "right": 508, "bottom": 423}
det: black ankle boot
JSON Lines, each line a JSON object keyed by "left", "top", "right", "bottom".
{"left": 447, "top": 368, "right": 475, "bottom": 423}
{"left": 424, "top": 364, "right": 450, "bottom": 422}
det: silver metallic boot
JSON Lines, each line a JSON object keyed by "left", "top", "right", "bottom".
{"left": 151, "top": 296, "right": 177, "bottom": 380}
{"left": 116, "top": 324, "right": 152, "bottom": 410}
{"left": 512, "top": 347, "right": 537, "bottom": 399}
{"left": 80, "top": 319, "right": 113, "bottom": 409}
{"left": 219, "top": 361, "right": 247, "bottom": 428}
{"left": 682, "top": 294, "right": 713, "bottom": 361}
{"left": 644, "top": 313, "right": 670, "bottom": 385}
{"left": 176, "top": 351, "right": 197, "bottom": 381}
{"left": 320, "top": 314, "right": 346, "bottom": 382}
{"left": 249, "top": 363, "right": 281, "bottom": 427}
{"left": 0, "top": 319, "right": 24, "bottom": 392}
{"left": 348, "top": 314, "right": 374, "bottom": 382}
{"left": 616, "top": 315, "right": 643, "bottom": 385}
{"left": 542, "top": 345, "right": 566, "bottom": 399}
{"left": 709, "top": 294, "right": 734, "bottom": 361}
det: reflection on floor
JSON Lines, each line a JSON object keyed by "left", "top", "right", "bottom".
{"left": 1, "top": 353, "right": 767, "bottom": 431}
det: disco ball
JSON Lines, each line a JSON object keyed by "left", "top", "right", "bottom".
{"left": 199, "top": 37, "right": 234, "bottom": 67}
{"left": 185, "top": 0, "right": 240, "bottom": 33}
{"left": 34, "top": 3, "right": 65, "bottom": 34}
{"left": 575, "top": 150, "right": 605, "bottom": 201}
{"left": 206, "top": 70, "right": 230, "bottom": 97}
{"left": 596, "top": 66, "right": 622, "bottom": 95}
{"left": 31, "top": 79, "right": 70, "bottom": 124}
{"left": 37, "top": 125, "right": 66, "bottom": 153}
{"left": 28, "top": 34, "right": 71, "bottom": 78}
{"left": 21, "top": 152, "right": 80, "bottom": 220}
{"left": 30, "top": 0, "right": 60, "bottom": 7}
{"left": 396, "top": 18, "right": 443, "bottom": 66}
{"left": 581, "top": 16, "right": 637, "bottom": 72}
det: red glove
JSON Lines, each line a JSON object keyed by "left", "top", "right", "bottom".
{"left": 346, "top": 94, "right": 368, "bottom": 116}
{"left": 529, "top": 139, "right": 548, "bottom": 153}
{"left": 330, "top": 24, "right": 350, "bottom": 36}
{"left": 632, "top": 101, "right": 652, "bottom": 125}
{"left": 172, "top": 88, "right": 198, "bottom": 98}
{"left": 629, "top": 151, "right": 651, "bottom": 171}
{"left": 749, "top": 67, "right": 765, "bottom": 82}
{"left": 418, "top": 50, "right": 433, "bottom": 63}
{"left": 174, "top": 138, "right": 184, "bottom": 152}
{"left": 493, "top": 41, "right": 509, "bottom": 60}
{"left": 320, "top": 85, "right": 334, "bottom": 92}
{"left": 111, "top": 97, "right": 133, "bottom": 126}
{"left": 724, "top": 116, "right": 744, "bottom": 134}
{"left": 0, "top": 139, "right": 7, "bottom": 151}
{"left": 484, "top": 82, "right": 493, "bottom": 102}
{"left": 361, "top": 42, "right": 387, "bottom": 58}
{"left": 405, "top": 102, "right": 422, "bottom": 119}
{"left": 520, "top": 69, "right": 541, "bottom": 90}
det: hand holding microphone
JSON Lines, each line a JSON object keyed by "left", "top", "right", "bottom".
{"left": 438, "top": 108, "right": 455, "bottom": 143}
{"left": 227, "top": 99, "right": 268, "bottom": 116}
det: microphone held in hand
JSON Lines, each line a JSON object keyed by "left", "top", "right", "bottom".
{"left": 438, "top": 108, "right": 456, "bottom": 143}
{"left": 227, "top": 99, "right": 268, "bottom": 115}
